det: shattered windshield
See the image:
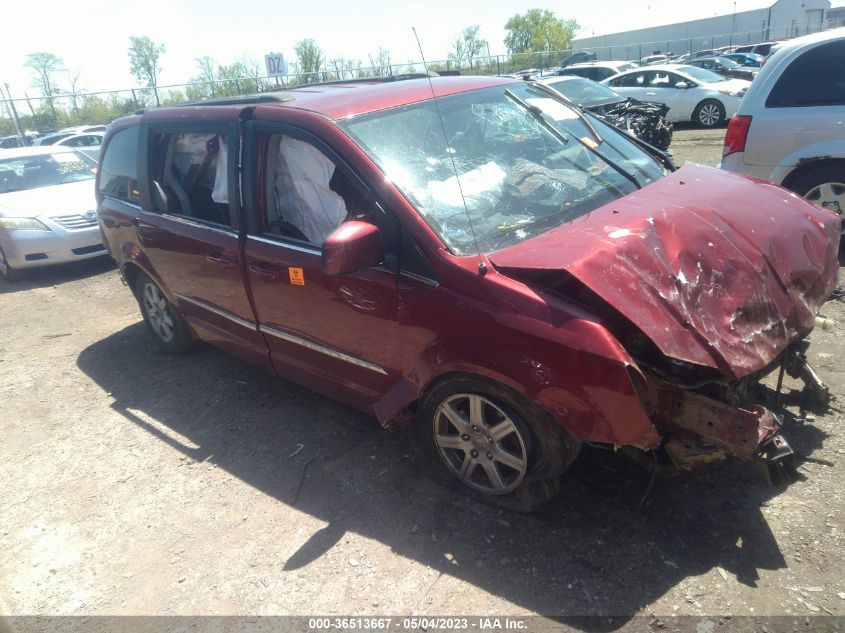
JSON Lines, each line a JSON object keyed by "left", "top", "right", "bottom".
{"left": 340, "top": 82, "right": 665, "bottom": 255}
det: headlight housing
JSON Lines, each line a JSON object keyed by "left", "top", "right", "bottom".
{"left": 0, "top": 217, "right": 51, "bottom": 231}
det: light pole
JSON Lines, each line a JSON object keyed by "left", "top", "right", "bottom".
{"left": 730, "top": 2, "right": 737, "bottom": 49}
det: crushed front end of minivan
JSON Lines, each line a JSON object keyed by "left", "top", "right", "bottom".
{"left": 492, "top": 164, "right": 840, "bottom": 479}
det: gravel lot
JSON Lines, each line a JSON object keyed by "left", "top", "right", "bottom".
{"left": 2, "top": 126, "right": 844, "bottom": 630}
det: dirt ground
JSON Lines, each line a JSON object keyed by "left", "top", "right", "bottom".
{"left": 2, "top": 127, "right": 845, "bottom": 630}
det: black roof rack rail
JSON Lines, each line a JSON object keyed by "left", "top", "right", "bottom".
{"left": 134, "top": 92, "right": 294, "bottom": 114}
{"left": 267, "top": 72, "right": 440, "bottom": 92}
{"left": 132, "top": 72, "right": 447, "bottom": 114}
{"left": 173, "top": 93, "right": 295, "bottom": 107}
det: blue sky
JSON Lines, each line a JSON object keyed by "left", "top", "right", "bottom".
{"left": 0, "top": 0, "right": 786, "bottom": 98}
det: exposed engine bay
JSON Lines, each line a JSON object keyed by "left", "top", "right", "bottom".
{"left": 591, "top": 99, "right": 674, "bottom": 151}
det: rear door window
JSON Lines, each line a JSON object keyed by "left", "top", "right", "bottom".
{"left": 766, "top": 40, "right": 845, "bottom": 107}
{"left": 98, "top": 127, "right": 141, "bottom": 203}
{"left": 148, "top": 129, "right": 232, "bottom": 226}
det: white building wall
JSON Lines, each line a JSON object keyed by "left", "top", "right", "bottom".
{"left": 571, "top": 0, "right": 830, "bottom": 60}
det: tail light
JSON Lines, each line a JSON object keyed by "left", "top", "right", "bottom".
{"left": 723, "top": 114, "right": 752, "bottom": 157}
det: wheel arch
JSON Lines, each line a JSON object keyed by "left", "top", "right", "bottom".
{"left": 781, "top": 157, "right": 845, "bottom": 191}
{"left": 691, "top": 98, "right": 725, "bottom": 125}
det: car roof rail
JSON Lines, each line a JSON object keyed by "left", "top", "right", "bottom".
{"left": 132, "top": 73, "right": 444, "bottom": 114}
{"left": 266, "top": 72, "right": 440, "bottom": 91}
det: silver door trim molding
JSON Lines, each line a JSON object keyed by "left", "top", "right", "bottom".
{"left": 259, "top": 324, "right": 388, "bottom": 375}
{"left": 174, "top": 293, "right": 257, "bottom": 330}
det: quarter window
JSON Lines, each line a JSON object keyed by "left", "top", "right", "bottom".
{"left": 98, "top": 127, "right": 140, "bottom": 203}
{"left": 767, "top": 40, "right": 845, "bottom": 107}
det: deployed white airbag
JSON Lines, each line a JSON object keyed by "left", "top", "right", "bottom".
{"left": 274, "top": 136, "right": 347, "bottom": 244}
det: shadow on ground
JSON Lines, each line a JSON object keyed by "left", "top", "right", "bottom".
{"left": 76, "top": 323, "right": 830, "bottom": 627}
{"left": 0, "top": 256, "right": 115, "bottom": 294}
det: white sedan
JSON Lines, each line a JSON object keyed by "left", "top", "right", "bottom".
{"left": 0, "top": 146, "right": 105, "bottom": 281}
{"left": 602, "top": 64, "right": 750, "bottom": 128}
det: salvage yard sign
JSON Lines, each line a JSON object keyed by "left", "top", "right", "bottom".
{"left": 264, "top": 53, "right": 288, "bottom": 78}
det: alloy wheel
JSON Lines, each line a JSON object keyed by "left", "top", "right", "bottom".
{"left": 698, "top": 103, "right": 722, "bottom": 126}
{"left": 432, "top": 393, "right": 528, "bottom": 495}
{"left": 143, "top": 282, "right": 175, "bottom": 343}
{"left": 804, "top": 181, "right": 845, "bottom": 217}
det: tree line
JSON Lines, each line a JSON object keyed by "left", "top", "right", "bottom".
{"left": 0, "top": 9, "right": 578, "bottom": 136}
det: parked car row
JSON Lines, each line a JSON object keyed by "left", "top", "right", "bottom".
{"left": 0, "top": 125, "right": 106, "bottom": 150}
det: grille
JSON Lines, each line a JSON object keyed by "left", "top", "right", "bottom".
{"left": 51, "top": 213, "right": 98, "bottom": 230}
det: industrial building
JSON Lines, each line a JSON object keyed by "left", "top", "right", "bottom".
{"left": 572, "top": 0, "right": 833, "bottom": 60}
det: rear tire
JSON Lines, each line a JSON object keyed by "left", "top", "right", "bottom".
{"left": 411, "top": 375, "right": 581, "bottom": 513}
{"left": 789, "top": 165, "right": 845, "bottom": 230}
{"left": 134, "top": 272, "right": 194, "bottom": 354}
{"left": 693, "top": 99, "right": 725, "bottom": 128}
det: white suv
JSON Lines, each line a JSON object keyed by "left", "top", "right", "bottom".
{"left": 721, "top": 28, "right": 845, "bottom": 218}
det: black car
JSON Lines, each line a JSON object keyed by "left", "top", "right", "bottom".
{"left": 559, "top": 51, "right": 597, "bottom": 67}
{"left": 686, "top": 57, "right": 757, "bottom": 82}
{"left": 536, "top": 75, "right": 673, "bottom": 150}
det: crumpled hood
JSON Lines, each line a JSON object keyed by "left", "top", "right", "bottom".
{"left": 491, "top": 164, "right": 840, "bottom": 379}
{"left": 0, "top": 179, "right": 97, "bottom": 219}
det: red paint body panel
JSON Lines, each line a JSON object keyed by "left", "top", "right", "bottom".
{"left": 491, "top": 164, "right": 840, "bottom": 378}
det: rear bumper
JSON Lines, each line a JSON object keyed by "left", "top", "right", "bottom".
{"left": 0, "top": 220, "right": 105, "bottom": 270}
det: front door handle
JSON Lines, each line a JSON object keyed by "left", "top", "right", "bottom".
{"left": 248, "top": 261, "right": 281, "bottom": 281}
{"left": 207, "top": 253, "right": 235, "bottom": 268}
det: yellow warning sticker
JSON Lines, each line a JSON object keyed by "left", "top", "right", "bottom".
{"left": 289, "top": 267, "right": 305, "bottom": 286}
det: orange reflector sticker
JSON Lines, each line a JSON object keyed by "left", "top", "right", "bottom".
{"left": 289, "top": 267, "right": 305, "bottom": 285}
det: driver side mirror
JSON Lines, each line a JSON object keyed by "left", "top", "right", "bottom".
{"left": 322, "top": 221, "right": 384, "bottom": 276}
{"left": 674, "top": 81, "right": 690, "bottom": 89}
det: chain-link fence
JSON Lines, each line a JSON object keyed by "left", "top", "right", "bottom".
{"left": 1, "top": 19, "right": 841, "bottom": 141}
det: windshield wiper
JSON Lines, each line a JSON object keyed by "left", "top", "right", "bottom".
{"left": 525, "top": 85, "right": 645, "bottom": 190}
{"left": 504, "top": 89, "right": 569, "bottom": 145}
{"left": 528, "top": 81, "right": 603, "bottom": 145}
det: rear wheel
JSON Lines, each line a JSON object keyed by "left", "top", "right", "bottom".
{"left": 790, "top": 165, "right": 845, "bottom": 229}
{"left": 135, "top": 272, "right": 194, "bottom": 353}
{"left": 693, "top": 99, "right": 725, "bottom": 128}
{"left": 412, "top": 376, "right": 581, "bottom": 513}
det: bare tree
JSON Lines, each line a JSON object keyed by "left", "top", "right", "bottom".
{"left": 67, "top": 70, "right": 82, "bottom": 120}
{"left": 128, "top": 35, "right": 165, "bottom": 106}
{"left": 195, "top": 56, "right": 217, "bottom": 96}
{"left": 326, "top": 57, "right": 361, "bottom": 81}
{"left": 367, "top": 47, "right": 393, "bottom": 77}
{"left": 449, "top": 26, "right": 488, "bottom": 70}
{"left": 24, "top": 52, "right": 65, "bottom": 119}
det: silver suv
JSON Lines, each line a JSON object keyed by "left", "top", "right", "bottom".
{"left": 720, "top": 28, "right": 845, "bottom": 220}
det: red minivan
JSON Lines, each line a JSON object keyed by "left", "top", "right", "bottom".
{"left": 96, "top": 76, "right": 840, "bottom": 511}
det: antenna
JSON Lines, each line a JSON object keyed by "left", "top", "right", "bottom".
{"left": 412, "top": 27, "right": 485, "bottom": 271}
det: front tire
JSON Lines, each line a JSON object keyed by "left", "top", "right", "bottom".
{"left": 693, "top": 99, "right": 725, "bottom": 128}
{"left": 134, "top": 272, "right": 194, "bottom": 354}
{"left": 0, "top": 246, "right": 21, "bottom": 282}
{"left": 411, "top": 376, "right": 581, "bottom": 513}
